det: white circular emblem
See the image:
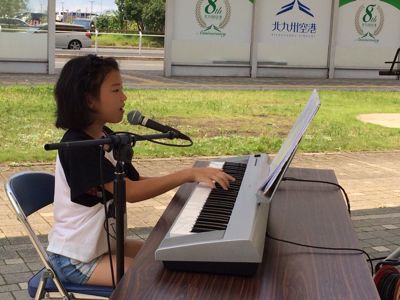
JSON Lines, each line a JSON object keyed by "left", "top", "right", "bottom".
{"left": 355, "top": 4, "right": 384, "bottom": 37}
{"left": 195, "top": 0, "right": 231, "bottom": 29}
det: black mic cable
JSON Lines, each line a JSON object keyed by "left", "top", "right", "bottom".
{"left": 282, "top": 176, "right": 351, "bottom": 215}
{"left": 266, "top": 231, "right": 374, "bottom": 276}
{"left": 269, "top": 176, "right": 373, "bottom": 275}
{"left": 113, "top": 131, "right": 193, "bottom": 147}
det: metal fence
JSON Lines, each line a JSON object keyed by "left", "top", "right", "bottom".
{"left": 93, "top": 30, "right": 164, "bottom": 55}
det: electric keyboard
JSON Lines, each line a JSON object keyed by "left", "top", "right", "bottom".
{"left": 155, "top": 154, "right": 271, "bottom": 276}
{"left": 155, "top": 90, "right": 320, "bottom": 276}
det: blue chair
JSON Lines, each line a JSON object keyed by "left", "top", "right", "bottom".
{"left": 5, "top": 172, "right": 113, "bottom": 299}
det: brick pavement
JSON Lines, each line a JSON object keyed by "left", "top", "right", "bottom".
{"left": 0, "top": 152, "right": 400, "bottom": 298}
{"left": 2, "top": 71, "right": 400, "bottom": 92}
{"left": 1, "top": 49, "right": 400, "bottom": 92}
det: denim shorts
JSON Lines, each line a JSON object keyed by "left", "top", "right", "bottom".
{"left": 48, "top": 252, "right": 100, "bottom": 284}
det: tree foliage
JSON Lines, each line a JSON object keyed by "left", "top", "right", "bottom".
{"left": 142, "top": 0, "right": 165, "bottom": 33}
{"left": 95, "top": 14, "right": 122, "bottom": 32}
{"left": 115, "top": 0, "right": 165, "bottom": 33}
{"left": 0, "top": 0, "right": 28, "bottom": 17}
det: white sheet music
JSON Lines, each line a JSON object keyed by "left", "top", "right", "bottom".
{"left": 260, "top": 89, "right": 320, "bottom": 193}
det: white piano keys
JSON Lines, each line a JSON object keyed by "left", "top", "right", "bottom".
{"left": 168, "top": 161, "right": 224, "bottom": 237}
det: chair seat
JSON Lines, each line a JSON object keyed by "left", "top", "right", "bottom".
{"left": 28, "top": 268, "right": 113, "bottom": 298}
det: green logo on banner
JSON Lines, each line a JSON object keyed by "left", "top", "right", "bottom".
{"left": 355, "top": 4, "right": 384, "bottom": 42}
{"left": 205, "top": 0, "right": 218, "bottom": 13}
{"left": 363, "top": 4, "right": 377, "bottom": 21}
{"left": 340, "top": 0, "right": 400, "bottom": 10}
{"left": 196, "top": 0, "right": 231, "bottom": 37}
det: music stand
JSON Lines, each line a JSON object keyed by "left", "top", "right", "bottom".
{"left": 259, "top": 89, "right": 320, "bottom": 203}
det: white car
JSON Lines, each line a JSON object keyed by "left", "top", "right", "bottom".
{"left": 0, "top": 18, "right": 31, "bottom": 32}
{"left": 72, "top": 18, "right": 95, "bottom": 32}
{"left": 29, "top": 23, "right": 92, "bottom": 50}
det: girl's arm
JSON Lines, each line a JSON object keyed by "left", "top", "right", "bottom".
{"left": 104, "top": 167, "right": 235, "bottom": 203}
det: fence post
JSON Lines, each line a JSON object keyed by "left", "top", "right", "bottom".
{"left": 139, "top": 31, "right": 142, "bottom": 56}
{"left": 95, "top": 29, "right": 98, "bottom": 54}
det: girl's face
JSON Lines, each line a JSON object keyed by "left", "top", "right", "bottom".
{"left": 89, "top": 70, "right": 127, "bottom": 126}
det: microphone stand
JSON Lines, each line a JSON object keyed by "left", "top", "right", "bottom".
{"left": 45, "top": 131, "right": 177, "bottom": 284}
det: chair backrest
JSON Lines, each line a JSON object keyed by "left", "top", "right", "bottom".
{"left": 4, "top": 172, "right": 71, "bottom": 298}
{"left": 6, "top": 171, "right": 55, "bottom": 217}
{"left": 5, "top": 172, "right": 112, "bottom": 299}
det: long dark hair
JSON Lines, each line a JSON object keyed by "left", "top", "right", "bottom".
{"left": 54, "top": 55, "right": 119, "bottom": 130}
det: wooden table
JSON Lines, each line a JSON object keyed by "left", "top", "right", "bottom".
{"left": 111, "top": 167, "right": 379, "bottom": 299}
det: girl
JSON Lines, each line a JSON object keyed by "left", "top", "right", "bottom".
{"left": 47, "top": 55, "right": 234, "bottom": 286}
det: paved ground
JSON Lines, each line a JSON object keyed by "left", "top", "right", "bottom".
{"left": 2, "top": 70, "right": 400, "bottom": 92}
{"left": 0, "top": 55, "right": 399, "bottom": 299}
{"left": 0, "top": 48, "right": 399, "bottom": 91}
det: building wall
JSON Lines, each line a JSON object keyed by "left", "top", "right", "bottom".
{"left": 0, "top": 0, "right": 55, "bottom": 74}
{"left": 165, "top": 0, "right": 400, "bottom": 78}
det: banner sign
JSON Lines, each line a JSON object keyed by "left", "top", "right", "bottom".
{"left": 335, "top": 0, "right": 400, "bottom": 68}
{"left": 171, "top": 0, "right": 253, "bottom": 64}
{"left": 195, "top": 0, "right": 231, "bottom": 37}
{"left": 256, "top": 0, "right": 332, "bottom": 67}
{"left": 166, "top": 0, "right": 400, "bottom": 76}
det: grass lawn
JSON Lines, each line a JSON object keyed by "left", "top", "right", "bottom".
{"left": 95, "top": 33, "right": 164, "bottom": 48}
{"left": 0, "top": 87, "right": 399, "bottom": 163}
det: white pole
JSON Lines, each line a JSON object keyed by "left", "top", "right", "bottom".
{"left": 164, "top": 0, "right": 174, "bottom": 76}
{"left": 95, "top": 29, "right": 98, "bottom": 53}
{"left": 48, "top": 0, "right": 56, "bottom": 75}
{"left": 250, "top": 0, "right": 259, "bottom": 78}
{"left": 328, "top": 0, "right": 339, "bottom": 79}
{"left": 139, "top": 31, "right": 142, "bottom": 56}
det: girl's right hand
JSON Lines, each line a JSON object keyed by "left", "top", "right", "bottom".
{"left": 189, "top": 167, "right": 235, "bottom": 190}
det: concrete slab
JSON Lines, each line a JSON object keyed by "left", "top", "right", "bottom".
{"left": 357, "top": 113, "right": 400, "bottom": 128}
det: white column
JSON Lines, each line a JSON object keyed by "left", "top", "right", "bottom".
{"left": 48, "top": 0, "right": 56, "bottom": 74}
{"left": 164, "top": 0, "right": 174, "bottom": 77}
{"left": 250, "top": 0, "right": 259, "bottom": 78}
{"left": 328, "top": 0, "right": 339, "bottom": 79}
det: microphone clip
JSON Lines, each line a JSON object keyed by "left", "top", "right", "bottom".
{"left": 165, "top": 126, "right": 191, "bottom": 141}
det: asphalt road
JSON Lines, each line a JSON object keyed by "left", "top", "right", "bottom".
{"left": 55, "top": 57, "right": 163, "bottom": 71}
{"left": 55, "top": 47, "right": 164, "bottom": 72}
{"left": 56, "top": 47, "right": 164, "bottom": 58}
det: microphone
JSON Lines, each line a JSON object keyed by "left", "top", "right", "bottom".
{"left": 127, "top": 110, "right": 191, "bottom": 141}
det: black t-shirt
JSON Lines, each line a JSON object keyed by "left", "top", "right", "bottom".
{"left": 59, "top": 127, "right": 140, "bottom": 207}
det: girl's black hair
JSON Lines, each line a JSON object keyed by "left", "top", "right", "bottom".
{"left": 54, "top": 54, "right": 119, "bottom": 130}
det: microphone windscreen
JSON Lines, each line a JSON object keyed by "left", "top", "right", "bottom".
{"left": 127, "top": 111, "right": 142, "bottom": 125}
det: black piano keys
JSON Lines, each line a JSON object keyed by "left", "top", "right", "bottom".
{"left": 191, "top": 162, "right": 247, "bottom": 233}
